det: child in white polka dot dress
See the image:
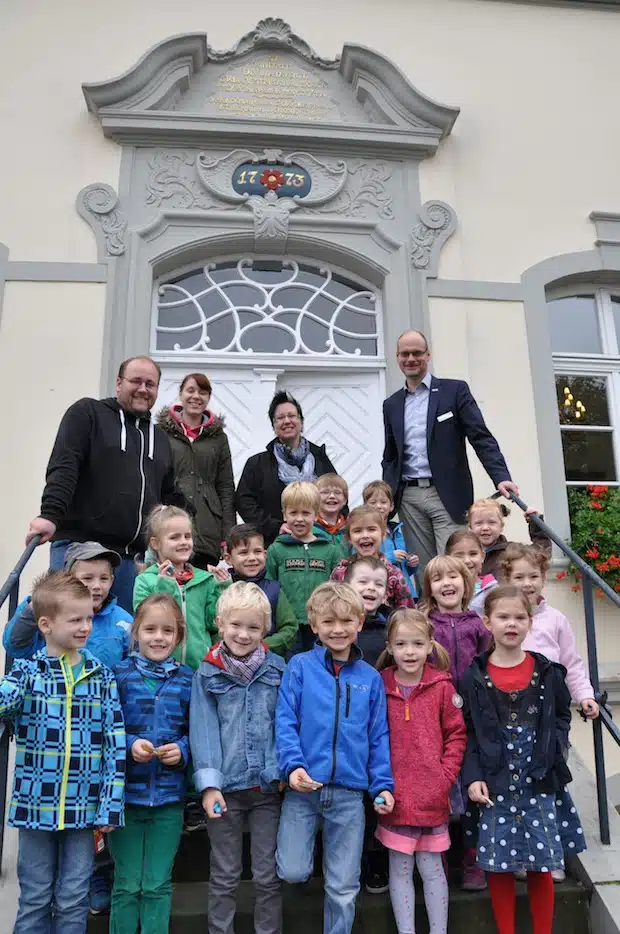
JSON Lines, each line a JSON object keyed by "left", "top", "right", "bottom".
{"left": 460, "top": 586, "right": 584, "bottom": 934}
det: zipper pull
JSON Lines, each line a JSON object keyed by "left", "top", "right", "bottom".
{"left": 405, "top": 703, "right": 410, "bottom": 722}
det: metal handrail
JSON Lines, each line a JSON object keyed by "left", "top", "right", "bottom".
{"left": 0, "top": 535, "right": 41, "bottom": 873}
{"left": 510, "top": 494, "right": 619, "bottom": 844}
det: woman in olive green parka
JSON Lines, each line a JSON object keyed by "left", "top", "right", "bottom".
{"left": 158, "top": 373, "right": 236, "bottom": 568}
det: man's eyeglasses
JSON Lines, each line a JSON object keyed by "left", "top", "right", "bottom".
{"left": 121, "top": 377, "right": 159, "bottom": 391}
{"left": 397, "top": 350, "right": 427, "bottom": 360}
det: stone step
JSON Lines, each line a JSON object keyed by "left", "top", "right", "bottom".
{"left": 88, "top": 876, "right": 590, "bottom": 934}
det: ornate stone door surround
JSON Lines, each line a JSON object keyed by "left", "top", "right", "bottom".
{"left": 77, "top": 18, "right": 459, "bottom": 394}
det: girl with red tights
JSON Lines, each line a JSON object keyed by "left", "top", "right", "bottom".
{"left": 460, "top": 585, "right": 584, "bottom": 934}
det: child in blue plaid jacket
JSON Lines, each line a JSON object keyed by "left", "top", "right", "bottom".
{"left": 0, "top": 571, "right": 125, "bottom": 934}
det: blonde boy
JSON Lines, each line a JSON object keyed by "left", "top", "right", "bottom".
{"left": 191, "top": 581, "right": 285, "bottom": 934}
{"left": 276, "top": 582, "right": 394, "bottom": 934}
{"left": 266, "top": 482, "right": 342, "bottom": 653}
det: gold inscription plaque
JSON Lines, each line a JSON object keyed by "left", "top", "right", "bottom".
{"left": 208, "top": 54, "right": 337, "bottom": 121}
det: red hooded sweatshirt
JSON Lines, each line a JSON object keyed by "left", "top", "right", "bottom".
{"left": 380, "top": 663, "right": 467, "bottom": 828}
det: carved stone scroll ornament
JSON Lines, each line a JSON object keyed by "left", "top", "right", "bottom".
{"left": 410, "top": 200, "right": 457, "bottom": 277}
{"left": 206, "top": 17, "right": 340, "bottom": 70}
{"left": 76, "top": 183, "right": 128, "bottom": 258}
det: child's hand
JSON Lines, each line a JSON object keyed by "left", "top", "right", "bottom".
{"left": 468, "top": 781, "right": 492, "bottom": 806}
{"left": 97, "top": 825, "right": 115, "bottom": 834}
{"left": 289, "top": 768, "right": 323, "bottom": 793}
{"left": 524, "top": 505, "right": 540, "bottom": 517}
{"left": 158, "top": 560, "right": 175, "bottom": 578}
{"left": 208, "top": 565, "right": 231, "bottom": 583}
{"left": 581, "top": 698, "right": 600, "bottom": 720}
{"left": 373, "top": 790, "right": 395, "bottom": 815}
{"left": 393, "top": 549, "right": 408, "bottom": 563}
{"left": 131, "top": 739, "right": 156, "bottom": 763}
{"left": 279, "top": 522, "right": 291, "bottom": 535}
{"left": 407, "top": 554, "right": 420, "bottom": 568}
{"left": 202, "top": 788, "right": 227, "bottom": 819}
{"left": 155, "top": 743, "right": 182, "bottom": 766}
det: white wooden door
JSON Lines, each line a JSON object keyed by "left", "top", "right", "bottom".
{"left": 156, "top": 365, "right": 385, "bottom": 507}
{"left": 277, "top": 369, "right": 385, "bottom": 508}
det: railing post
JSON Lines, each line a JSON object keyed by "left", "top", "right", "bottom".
{"left": 582, "top": 575, "right": 611, "bottom": 845}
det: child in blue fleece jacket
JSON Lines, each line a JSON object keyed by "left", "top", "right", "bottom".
{"left": 4, "top": 541, "right": 132, "bottom": 668}
{"left": 275, "top": 582, "right": 394, "bottom": 934}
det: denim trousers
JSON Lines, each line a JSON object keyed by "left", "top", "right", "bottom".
{"left": 50, "top": 540, "right": 136, "bottom": 614}
{"left": 276, "top": 785, "right": 365, "bottom": 934}
{"left": 107, "top": 803, "right": 184, "bottom": 934}
{"left": 13, "top": 827, "right": 94, "bottom": 934}
{"left": 207, "top": 789, "right": 282, "bottom": 934}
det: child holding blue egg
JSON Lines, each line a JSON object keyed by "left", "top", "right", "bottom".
{"left": 190, "top": 581, "right": 285, "bottom": 934}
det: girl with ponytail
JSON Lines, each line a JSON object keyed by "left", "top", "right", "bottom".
{"left": 376, "top": 610, "right": 467, "bottom": 934}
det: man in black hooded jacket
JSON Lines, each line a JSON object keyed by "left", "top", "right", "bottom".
{"left": 26, "top": 356, "right": 188, "bottom": 612}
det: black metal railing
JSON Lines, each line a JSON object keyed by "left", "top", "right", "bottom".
{"left": 510, "top": 494, "right": 620, "bottom": 845}
{"left": 0, "top": 536, "right": 40, "bottom": 873}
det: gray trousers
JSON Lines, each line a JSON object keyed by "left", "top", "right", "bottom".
{"left": 207, "top": 789, "right": 282, "bottom": 934}
{"left": 399, "top": 484, "right": 463, "bottom": 573}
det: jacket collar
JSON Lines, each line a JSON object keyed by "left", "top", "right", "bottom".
{"left": 33, "top": 646, "right": 101, "bottom": 674}
{"left": 201, "top": 641, "right": 282, "bottom": 678}
{"left": 231, "top": 568, "right": 267, "bottom": 585}
{"left": 381, "top": 661, "right": 451, "bottom": 698}
{"left": 470, "top": 649, "right": 557, "bottom": 684}
{"left": 313, "top": 641, "right": 362, "bottom": 673}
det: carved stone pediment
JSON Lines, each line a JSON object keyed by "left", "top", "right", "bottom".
{"left": 82, "top": 19, "right": 459, "bottom": 156}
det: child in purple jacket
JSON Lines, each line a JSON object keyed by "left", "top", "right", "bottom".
{"left": 420, "top": 554, "right": 492, "bottom": 892}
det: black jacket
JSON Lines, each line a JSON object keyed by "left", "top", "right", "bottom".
{"left": 157, "top": 407, "right": 236, "bottom": 561}
{"left": 236, "top": 438, "right": 337, "bottom": 546}
{"left": 382, "top": 377, "right": 511, "bottom": 521}
{"left": 40, "top": 397, "right": 187, "bottom": 556}
{"left": 460, "top": 651, "right": 572, "bottom": 795}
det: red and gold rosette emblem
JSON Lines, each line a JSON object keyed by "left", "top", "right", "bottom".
{"left": 260, "top": 168, "right": 285, "bottom": 191}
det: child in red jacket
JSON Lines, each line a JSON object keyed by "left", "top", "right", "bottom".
{"left": 376, "top": 609, "right": 467, "bottom": 934}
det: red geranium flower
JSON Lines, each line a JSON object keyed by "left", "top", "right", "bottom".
{"left": 596, "top": 561, "right": 610, "bottom": 573}
{"left": 590, "top": 501, "right": 603, "bottom": 510}
{"left": 585, "top": 548, "right": 600, "bottom": 559}
{"left": 555, "top": 571, "right": 567, "bottom": 580}
{"left": 571, "top": 583, "right": 581, "bottom": 592}
{"left": 260, "top": 169, "right": 285, "bottom": 191}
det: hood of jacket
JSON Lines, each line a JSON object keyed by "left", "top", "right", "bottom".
{"left": 157, "top": 405, "right": 226, "bottom": 441}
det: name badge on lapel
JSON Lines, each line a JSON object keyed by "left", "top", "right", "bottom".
{"left": 437, "top": 411, "right": 454, "bottom": 423}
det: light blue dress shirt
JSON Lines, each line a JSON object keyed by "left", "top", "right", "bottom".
{"left": 402, "top": 372, "right": 432, "bottom": 480}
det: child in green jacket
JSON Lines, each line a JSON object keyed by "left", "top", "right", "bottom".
{"left": 265, "top": 482, "right": 342, "bottom": 654}
{"left": 133, "top": 505, "right": 223, "bottom": 671}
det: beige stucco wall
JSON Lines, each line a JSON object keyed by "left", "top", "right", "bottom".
{"left": 0, "top": 282, "right": 105, "bottom": 589}
{"left": 2, "top": 0, "right": 619, "bottom": 270}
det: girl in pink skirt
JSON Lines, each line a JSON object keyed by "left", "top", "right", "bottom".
{"left": 376, "top": 610, "right": 467, "bottom": 934}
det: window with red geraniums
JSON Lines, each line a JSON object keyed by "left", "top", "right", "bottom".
{"left": 547, "top": 289, "right": 620, "bottom": 486}
{"left": 564, "top": 485, "right": 620, "bottom": 594}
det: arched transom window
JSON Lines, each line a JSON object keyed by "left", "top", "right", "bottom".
{"left": 154, "top": 258, "right": 379, "bottom": 357}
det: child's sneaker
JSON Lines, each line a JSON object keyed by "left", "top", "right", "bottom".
{"left": 364, "top": 866, "right": 390, "bottom": 895}
{"left": 551, "top": 869, "right": 566, "bottom": 883}
{"left": 514, "top": 868, "right": 527, "bottom": 881}
{"left": 89, "top": 873, "right": 111, "bottom": 915}
{"left": 184, "top": 800, "right": 208, "bottom": 832}
{"left": 461, "top": 848, "right": 486, "bottom": 891}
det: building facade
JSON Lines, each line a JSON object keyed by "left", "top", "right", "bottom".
{"left": 1, "top": 0, "right": 620, "bottom": 661}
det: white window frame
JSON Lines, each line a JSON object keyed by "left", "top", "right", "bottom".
{"left": 550, "top": 285, "right": 620, "bottom": 486}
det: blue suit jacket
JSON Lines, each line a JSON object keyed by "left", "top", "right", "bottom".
{"left": 382, "top": 376, "right": 511, "bottom": 523}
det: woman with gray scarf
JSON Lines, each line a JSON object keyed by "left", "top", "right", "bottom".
{"left": 235, "top": 391, "right": 338, "bottom": 545}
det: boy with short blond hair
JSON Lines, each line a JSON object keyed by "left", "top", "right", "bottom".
{"left": 314, "top": 473, "right": 349, "bottom": 551}
{"left": 191, "top": 581, "right": 286, "bottom": 934}
{"left": 1, "top": 570, "right": 125, "bottom": 934}
{"left": 276, "top": 581, "right": 394, "bottom": 934}
{"left": 265, "top": 482, "right": 342, "bottom": 653}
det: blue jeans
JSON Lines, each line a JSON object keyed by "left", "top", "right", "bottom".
{"left": 276, "top": 785, "right": 365, "bottom": 934}
{"left": 50, "top": 540, "right": 137, "bottom": 614}
{"left": 14, "top": 827, "right": 94, "bottom": 934}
